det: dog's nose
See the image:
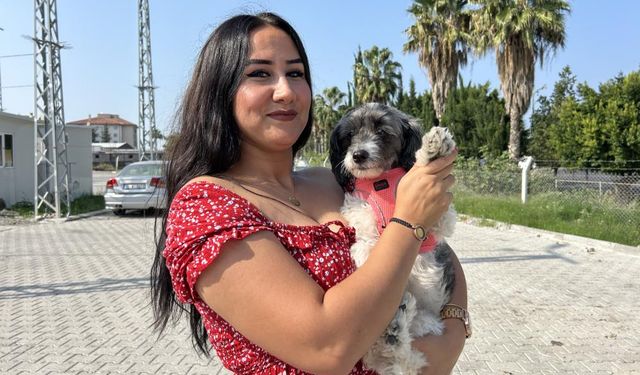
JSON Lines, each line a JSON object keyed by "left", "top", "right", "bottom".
{"left": 352, "top": 150, "right": 369, "bottom": 164}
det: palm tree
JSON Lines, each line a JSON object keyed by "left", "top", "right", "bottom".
{"left": 404, "top": 0, "right": 472, "bottom": 122}
{"left": 313, "top": 87, "right": 347, "bottom": 154}
{"left": 470, "top": 0, "right": 570, "bottom": 159}
{"left": 353, "top": 46, "right": 403, "bottom": 105}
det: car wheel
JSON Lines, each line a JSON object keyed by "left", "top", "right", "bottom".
{"left": 113, "top": 209, "right": 126, "bottom": 216}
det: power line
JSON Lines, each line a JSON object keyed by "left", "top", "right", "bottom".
{"left": 0, "top": 53, "right": 33, "bottom": 59}
{"left": 2, "top": 84, "right": 33, "bottom": 89}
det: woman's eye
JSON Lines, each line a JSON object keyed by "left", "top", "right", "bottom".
{"left": 247, "top": 70, "right": 269, "bottom": 78}
{"left": 288, "top": 70, "right": 305, "bottom": 78}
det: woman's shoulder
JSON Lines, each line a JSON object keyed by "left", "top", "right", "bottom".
{"left": 174, "top": 176, "right": 256, "bottom": 212}
{"left": 178, "top": 176, "right": 240, "bottom": 198}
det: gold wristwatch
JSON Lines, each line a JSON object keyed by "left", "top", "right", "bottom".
{"left": 440, "top": 304, "right": 472, "bottom": 338}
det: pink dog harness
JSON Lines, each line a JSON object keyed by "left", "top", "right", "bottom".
{"left": 353, "top": 167, "right": 437, "bottom": 253}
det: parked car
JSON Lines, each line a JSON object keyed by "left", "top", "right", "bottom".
{"left": 104, "top": 160, "right": 167, "bottom": 215}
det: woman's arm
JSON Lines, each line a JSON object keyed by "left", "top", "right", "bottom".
{"left": 195, "top": 153, "right": 457, "bottom": 374}
{"left": 412, "top": 249, "right": 468, "bottom": 375}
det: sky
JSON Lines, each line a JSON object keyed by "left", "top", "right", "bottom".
{"left": 1, "top": 0, "right": 639, "bottom": 136}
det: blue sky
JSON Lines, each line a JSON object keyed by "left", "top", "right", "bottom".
{"left": 1, "top": 0, "right": 639, "bottom": 134}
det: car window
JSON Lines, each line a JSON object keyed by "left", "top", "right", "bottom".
{"left": 119, "top": 163, "right": 164, "bottom": 177}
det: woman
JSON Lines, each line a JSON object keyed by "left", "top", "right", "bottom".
{"left": 151, "top": 12, "right": 467, "bottom": 375}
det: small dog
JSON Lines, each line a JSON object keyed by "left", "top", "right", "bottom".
{"left": 329, "top": 103, "right": 457, "bottom": 374}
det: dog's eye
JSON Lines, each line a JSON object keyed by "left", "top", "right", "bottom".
{"left": 376, "top": 128, "right": 387, "bottom": 136}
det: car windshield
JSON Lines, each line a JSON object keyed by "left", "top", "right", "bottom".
{"left": 118, "top": 163, "right": 164, "bottom": 177}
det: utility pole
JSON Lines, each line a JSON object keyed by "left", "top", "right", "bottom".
{"left": 137, "top": 0, "right": 157, "bottom": 161}
{"left": 0, "top": 27, "right": 4, "bottom": 112}
{"left": 32, "top": 0, "right": 70, "bottom": 219}
{"left": 0, "top": 59, "right": 3, "bottom": 112}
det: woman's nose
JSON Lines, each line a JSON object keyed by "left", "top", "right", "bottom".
{"left": 273, "top": 76, "right": 295, "bottom": 103}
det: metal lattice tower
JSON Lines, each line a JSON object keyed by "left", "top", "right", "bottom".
{"left": 32, "top": 0, "right": 70, "bottom": 219}
{"left": 0, "top": 60, "right": 3, "bottom": 112}
{"left": 0, "top": 27, "right": 4, "bottom": 112}
{"left": 137, "top": 0, "right": 157, "bottom": 161}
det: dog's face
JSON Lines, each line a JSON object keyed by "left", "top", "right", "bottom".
{"left": 329, "top": 103, "right": 423, "bottom": 189}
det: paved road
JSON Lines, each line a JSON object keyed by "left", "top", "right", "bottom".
{"left": 1, "top": 213, "right": 639, "bottom": 374}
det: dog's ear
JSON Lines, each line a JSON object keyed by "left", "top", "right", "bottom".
{"left": 329, "top": 120, "right": 354, "bottom": 191}
{"left": 398, "top": 113, "right": 423, "bottom": 171}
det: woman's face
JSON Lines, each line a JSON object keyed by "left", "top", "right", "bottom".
{"left": 233, "top": 25, "right": 311, "bottom": 153}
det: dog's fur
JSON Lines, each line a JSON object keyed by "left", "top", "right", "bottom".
{"left": 329, "top": 103, "right": 457, "bottom": 374}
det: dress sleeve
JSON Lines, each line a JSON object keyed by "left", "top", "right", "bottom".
{"left": 163, "top": 183, "right": 272, "bottom": 304}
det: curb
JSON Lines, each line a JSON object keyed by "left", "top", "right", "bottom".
{"left": 64, "top": 209, "right": 111, "bottom": 222}
{"left": 460, "top": 215, "right": 639, "bottom": 256}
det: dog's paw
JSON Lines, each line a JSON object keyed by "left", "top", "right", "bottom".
{"left": 415, "top": 127, "right": 455, "bottom": 165}
{"left": 383, "top": 293, "right": 415, "bottom": 345}
{"left": 411, "top": 312, "right": 446, "bottom": 337}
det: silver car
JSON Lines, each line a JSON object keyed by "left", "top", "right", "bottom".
{"left": 104, "top": 160, "right": 167, "bottom": 215}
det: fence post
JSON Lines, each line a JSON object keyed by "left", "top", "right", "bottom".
{"left": 599, "top": 181, "right": 602, "bottom": 196}
{"left": 518, "top": 156, "right": 534, "bottom": 204}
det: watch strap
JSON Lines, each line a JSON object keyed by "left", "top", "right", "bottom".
{"left": 389, "top": 217, "right": 413, "bottom": 229}
{"left": 440, "top": 304, "right": 472, "bottom": 338}
{"left": 389, "top": 217, "right": 427, "bottom": 241}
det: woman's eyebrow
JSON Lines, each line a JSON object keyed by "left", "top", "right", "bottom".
{"left": 247, "top": 58, "right": 303, "bottom": 65}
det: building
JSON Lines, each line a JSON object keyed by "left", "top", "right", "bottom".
{"left": 68, "top": 113, "right": 137, "bottom": 147}
{"left": 0, "top": 111, "right": 92, "bottom": 207}
{"left": 91, "top": 142, "right": 138, "bottom": 168}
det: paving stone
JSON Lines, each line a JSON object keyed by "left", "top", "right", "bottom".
{"left": 1, "top": 214, "right": 639, "bottom": 374}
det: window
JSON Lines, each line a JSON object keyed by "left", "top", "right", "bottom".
{"left": 1, "top": 134, "right": 13, "bottom": 168}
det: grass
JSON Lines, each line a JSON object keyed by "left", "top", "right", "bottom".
{"left": 10, "top": 195, "right": 105, "bottom": 218}
{"left": 68, "top": 195, "right": 105, "bottom": 215}
{"left": 454, "top": 190, "right": 640, "bottom": 247}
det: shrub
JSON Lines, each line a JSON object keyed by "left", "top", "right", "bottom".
{"left": 93, "top": 163, "right": 115, "bottom": 171}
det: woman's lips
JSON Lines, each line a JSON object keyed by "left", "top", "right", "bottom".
{"left": 267, "top": 110, "right": 297, "bottom": 122}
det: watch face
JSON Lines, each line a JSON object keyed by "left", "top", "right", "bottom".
{"left": 414, "top": 226, "right": 426, "bottom": 241}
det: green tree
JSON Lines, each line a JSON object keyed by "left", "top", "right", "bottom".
{"left": 163, "top": 133, "right": 180, "bottom": 154}
{"left": 404, "top": 0, "right": 472, "bottom": 122}
{"left": 528, "top": 66, "right": 577, "bottom": 163}
{"left": 541, "top": 68, "right": 640, "bottom": 169}
{"left": 470, "top": 0, "right": 570, "bottom": 159}
{"left": 101, "top": 125, "right": 110, "bottom": 143}
{"left": 397, "top": 77, "right": 420, "bottom": 115}
{"left": 353, "top": 46, "right": 403, "bottom": 105}
{"left": 442, "top": 79, "right": 509, "bottom": 157}
{"left": 311, "top": 87, "right": 347, "bottom": 154}
{"left": 395, "top": 78, "right": 438, "bottom": 130}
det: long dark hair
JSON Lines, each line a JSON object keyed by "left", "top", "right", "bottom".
{"left": 150, "top": 12, "right": 313, "bottom": 356}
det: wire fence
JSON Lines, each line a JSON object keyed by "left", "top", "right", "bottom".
{"left": 454, "top": 160, "right": 640, "bottom": 225}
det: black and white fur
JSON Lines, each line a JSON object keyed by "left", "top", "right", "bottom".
{"left": 329, "top": 103, "right": 457, "bottom": 374}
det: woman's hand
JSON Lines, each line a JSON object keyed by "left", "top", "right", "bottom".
{"left": 394, "top": 150, "right": 458, "bottom": 228}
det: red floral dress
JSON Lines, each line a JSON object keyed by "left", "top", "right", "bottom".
{"left": 163, "top": 181, "right": 377, "bottom": 374}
